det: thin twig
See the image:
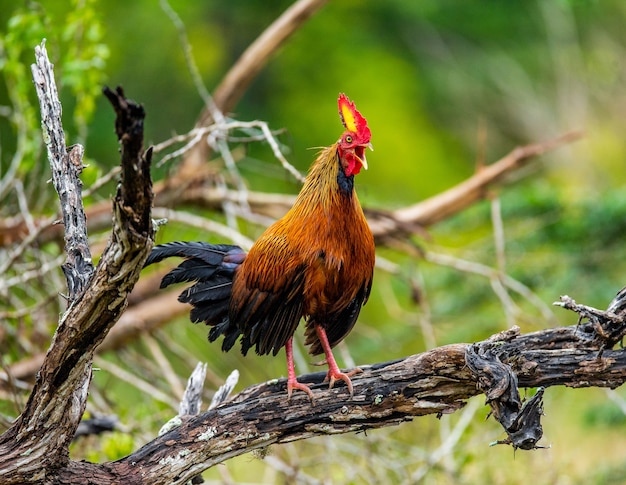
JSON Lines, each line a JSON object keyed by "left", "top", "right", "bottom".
{"left": 160, "top": 0, "right": 225, "bottom": 125}
{"left": 13, "top": 180, "right": 36, "bottom": 235}
{"left": 411, "top": 397, "right": 482, "bottom": 481}
{"left": 425, "top": 250, "right": 558, "bottom": 325}
{"left": 143, "top": 334, "right": 185, "bottom": 399}
{"left": 0, "top": 215, "right": 56, "bottom": 276}
{"left": 0, "top": 255, "right": 65, "bottom": 292}
{"left": 230, "top": 120, "right": 304, "bottom": 183}
{"left": 151, "top": 207, "right": 253, "bottom": 250}
{"left": 154, "top": 126, "right": 216, "bottom": 167}
{"left": 0, "top": 293, "right": 58, "bottom": 320}
{"left": 93, "top": 357, "right": 179, "bottom": 410}
{"left": 82, "top": 166, "right": 121, "bottom": 198}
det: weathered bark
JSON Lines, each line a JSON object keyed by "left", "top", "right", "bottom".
{"left": 30, "top": 41, "right": 94, "bottom": 300}
{"left": 38, "top": 321, "right": 626, "bottom": 485}
{"left": 0, "top": 43, "right": 153, "bottom": 484}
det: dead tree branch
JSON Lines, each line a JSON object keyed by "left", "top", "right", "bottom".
{"left": 44, "top": 318, "right": 626, "bottom": 484}
{"left": 0, "top": 44, "right": 154, "bottom": 484}
{"left": 30, "top": 40, "right": 94, "bottom": 300}
{"left": 378, "top": 130, "right": 584, "bottom": 238}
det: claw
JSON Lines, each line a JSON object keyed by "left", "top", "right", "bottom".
{"left": 315, "top": 325, "right": 361, "bottom": 398}
{"left": 287, "top": 378, "right": 315, "bottom": 403}
{"left": 325, "top": 367, "right": 362, "bottom": 397}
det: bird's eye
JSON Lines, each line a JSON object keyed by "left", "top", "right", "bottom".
{"left": 345, "top": 135, "right": 353, "bottom": 143}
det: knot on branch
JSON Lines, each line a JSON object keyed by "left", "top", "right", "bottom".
{"left": 466, "top": 336, "right": 544, "bottom": 450}
{"left": 555, "top": 288, "right": 626, "bottom": 354}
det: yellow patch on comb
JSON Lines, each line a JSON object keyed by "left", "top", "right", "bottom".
{"left": 337, "top": 93, "right": 371, "bottom": 143}
{"left": 340, "top": 100, "right": 358, "bottom": 132}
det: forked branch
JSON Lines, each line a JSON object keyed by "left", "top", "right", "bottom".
{"left": 0, "top": 43, "right": 154, "bottom": 485}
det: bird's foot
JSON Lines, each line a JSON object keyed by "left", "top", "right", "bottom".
{"left": 324, "top": 366, "right": 362, "bottom": 398}
{"left": 287, "top": 376, "right": 315, "bottom": 403}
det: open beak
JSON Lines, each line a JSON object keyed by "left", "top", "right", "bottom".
{"left": 356, "top": 143, "right": 373, "bottom": 171}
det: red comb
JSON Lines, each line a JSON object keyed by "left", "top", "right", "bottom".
{"left": 338, "top": 93, "right": 371, "bottom": 143}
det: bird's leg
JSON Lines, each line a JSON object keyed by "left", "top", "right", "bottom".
{"left": 315, "top": 325, "right": 362, "bottom": 397}
{"left": 285, "top": 337, "right": 315, "bottom": 401}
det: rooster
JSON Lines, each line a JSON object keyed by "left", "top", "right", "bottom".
{"left": 145, "top": 94, "right": 375, "bottom": 400}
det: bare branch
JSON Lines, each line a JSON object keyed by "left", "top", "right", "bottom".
{"left": 45, "top": 322, "right": 626, "bottom": 484}
{"left": 554, "top": 288, "right": 626, "bottom": 351}
{"left": 183, "top": 0, "right": 328, "bottom": 170}
{"left": 208, "top": 369, "right": 239, "bottom": 410}
{"left": 30, "top": 41, "right": 94, "bottom": 300}
{"left": 375, "top": 130, "right": 584, "bottom": 240}
{"left": 0, "top": 48, "right": 154, "bottom": 484}
{"left": 179, "top": 363, "right": 208, "bottom": 416}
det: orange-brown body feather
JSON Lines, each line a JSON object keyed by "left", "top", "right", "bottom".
{"left": 230, "top": 143, "right": 375, "bottom": 356}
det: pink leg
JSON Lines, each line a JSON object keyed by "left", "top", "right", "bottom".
{"left": 315, "top": 325, "right": 362, "bottom": 397}
{"left": 285, "top": 337, "right": 314, "bottom": 401}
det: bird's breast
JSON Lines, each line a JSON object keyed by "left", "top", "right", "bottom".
{"left": 300, "top": 226, "right": 371, "bottom": 318}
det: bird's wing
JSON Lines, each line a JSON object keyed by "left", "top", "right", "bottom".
{"left": 230, "top": 233, "right": 306, "bottom": 357}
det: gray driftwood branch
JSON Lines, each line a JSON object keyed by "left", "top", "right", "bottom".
{"left": 30, "top": 39, "right": 94, "bottom": 299}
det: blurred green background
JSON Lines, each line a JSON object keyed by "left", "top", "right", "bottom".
{"left": 2, "top": 0, "right": 626, "bottom": 483}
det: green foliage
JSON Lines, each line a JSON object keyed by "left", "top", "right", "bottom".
{"left": 100, "top": 432, "right": 134, "bottom": 460}
{"left": 584, "top": 401, "right": 626, "bottom": 428}
{"left": 584, "top": 461, "right": 626, "bottom": 485}
{"left": 59, "top": 0, "right": 109, "bottom": 140}
{"left": 0, "top": 5, "right": 48, "bottom": 174}
{"left": 0, "top": 0, "right": 108, "bottom": 177}
{"left": 73, "top": 431, "right": 135, "bottom": 463}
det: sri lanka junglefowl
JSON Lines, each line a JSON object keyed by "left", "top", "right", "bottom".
{"left": 145, "top": 94, "right": 375, "bottom": 400}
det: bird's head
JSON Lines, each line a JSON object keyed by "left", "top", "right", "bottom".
{"left": 337, "top": 93, "right": 372, "bottom": 177}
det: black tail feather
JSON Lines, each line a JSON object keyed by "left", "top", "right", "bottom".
{"left": 179, "top": 277, "right": 234, "bottom": 304}
{"left": 146, "top": 241, "right": 244, "bottom": 283}
{"left": 145, "top": 241, "right": 246, "bottom": 349}
{"left": 161, "top": 259, "right": 221, "bottom": 288}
